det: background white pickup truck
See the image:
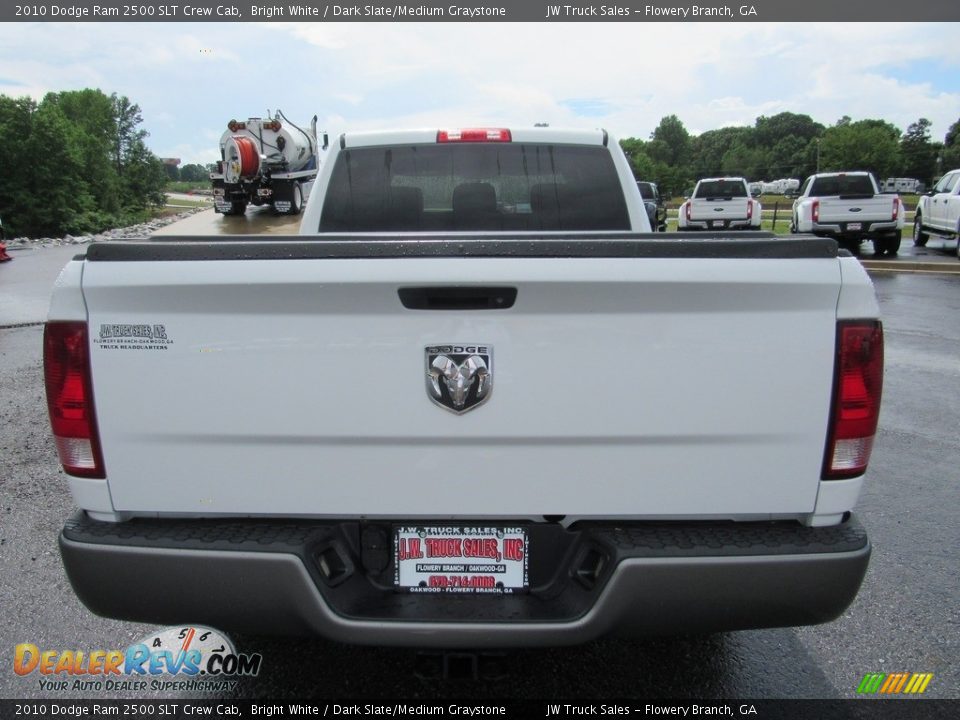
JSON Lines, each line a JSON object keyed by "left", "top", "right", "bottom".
{"left": 47, "top": 127, "right": 881, "bottom": 646}
{"left": 791, "top": 172, "right": 903, "bottom": 256}
{"left": 677, "top": 177, "right": 761, "bottom": 231}
{"left": 912, "top": 167, "right": 960, "bottom": 258}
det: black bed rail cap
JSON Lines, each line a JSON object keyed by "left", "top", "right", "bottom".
{"left": 83, "top": 233, "right": 839, "bottom": 262}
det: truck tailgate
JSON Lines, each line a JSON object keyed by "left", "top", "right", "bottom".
{"left": 817, "top": 196, "right": 894, "bottom": 222}
{"left": 690, "top": 198, "right": 751, "bottom": 221}
{"left": 81, "top": 238, "right": 841, "bottom": 518}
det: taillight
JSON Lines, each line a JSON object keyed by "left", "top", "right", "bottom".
{"left": 822, "top": 321, "right": 883, "bottom": 480}
{"left": 437, "top": 128, "right": 511, "bottom": 143}
{"left": 44, "top": 322, "right": 105, "bottom": 478}
{"left": 685, "top": 202, "right": 691, "bottom": 221}
{"left": 812, "top": 200, "right": 820, "bottom": 223}
{"left": 892, "top": 197, "right": 900, "bottom": 221}
{"left": 747, "top": 200, "right": 754, "bottom": 220}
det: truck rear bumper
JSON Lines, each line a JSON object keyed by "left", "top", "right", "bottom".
{"left": 60, "top": 512, "right": 870, "bottom": 648}
{"left": 683, "top": 219, "right": 757, "bottom": 230}
{"left": 812, "top": 221, "right": 899, "bottom": 237}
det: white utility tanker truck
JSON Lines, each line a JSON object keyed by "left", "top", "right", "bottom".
{"left": 210, "top": 111, "right": 325, "bottom": 216}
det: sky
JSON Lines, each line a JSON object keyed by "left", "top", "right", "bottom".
{"left": 0, "top": 21, "right": 958, "bottom": 167}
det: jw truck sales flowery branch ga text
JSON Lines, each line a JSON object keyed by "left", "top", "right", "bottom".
{"left": 545, "top": 5, "right": 758, "bottom": 18}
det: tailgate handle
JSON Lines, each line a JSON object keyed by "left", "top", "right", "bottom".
{"left": 398, "top": 287, "right": 517, "bottom": 310}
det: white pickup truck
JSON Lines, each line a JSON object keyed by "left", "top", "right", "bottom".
{"left": 913, "top": 168, "right": 960, "bottom": 257}
{"left": 46, "top": 127, "right": 882, "bottom": 647}
{"left": 677, "top": 177, "right": 762, "bottom": 231}
{"left": 791, "top": 172, "right": 904, "bottom": 256}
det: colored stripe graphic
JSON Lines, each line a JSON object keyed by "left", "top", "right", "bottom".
{"left": 857, "top": 672, "right": 933, "bottom": 694}
{"left": 857, "top": 673, "right": 886, "bottom": 694}
{"left": 903, "top": 673, "right": 934, "bottom": 694}
{"left": 880, "top": 673, "right": 909, "bottom": 694}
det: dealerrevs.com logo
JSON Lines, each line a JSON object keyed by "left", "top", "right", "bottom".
{"left": 14, "top": 626, "right": 262, "bottom": 693}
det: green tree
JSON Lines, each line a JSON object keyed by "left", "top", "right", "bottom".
{"left": 121, "top": 140, "right": 167, "bottom": 210}
{"left": 721, "top": 142, "right": 768, "bottom": 179}
{"left": 179, "top": 163, "right": 208, "bottom": 182}
{"left": 50, "top": 89, "right": 122, "bottom": 218}
{"left": 21, "top": 99, "right": 94, "bottom": 236}
{"left": 819, "top": 118, "right": 901, "bottom": 180}
{"left": 0, "top": 97, "right": 37, "bottom": 237}
{"left": 900, "top": 118, "right": 939, "bottom": 184}
{"left": 619, "top": 137, "right": 657, "bottom": 180}
{"left": 754, "top": 112, "right": 823, "bottom": 150}
{"left": 649, "top": 115, "right": 691, "bottom": 167}
{"left": 0, "top": 88, "right": 168, "bottom": 238}
{"left": 941, "top": 117, "right": 960, "bottom": 172}
{"left": 690, "top": 126, "right": 751, "bottom": 177}
{"left": 112, "top": 94, "right": 147, "bottom": 177}
{"left": 111, "top": 93, "right": 165, "bottom": 215}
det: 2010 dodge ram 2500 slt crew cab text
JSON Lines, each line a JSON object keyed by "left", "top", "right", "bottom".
{"left": 47, "top": 127, "right": 882, "bottom": 647}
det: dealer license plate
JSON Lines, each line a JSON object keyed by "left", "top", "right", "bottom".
{"left": 712, "top": 220, "right": 725, "bottom": 227}
{"left": 394, "top": 526, "right": 528, "bottom": 594}
{"left": 847, "top": 222, "right": 862, "bottom": 231}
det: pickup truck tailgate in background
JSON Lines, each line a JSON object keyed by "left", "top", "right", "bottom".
{"left": 815, "top": 196, "right": 895, "bottom": 223}
{"left": 689, "top": 199, "right": 752, "bottom": 221}
{"left": 81, "top": 251, "right": 841, "bottom": 517}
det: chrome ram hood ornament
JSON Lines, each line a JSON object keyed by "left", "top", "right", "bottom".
{"left": 425, "top": 345, "right": 493, "bottom": 414}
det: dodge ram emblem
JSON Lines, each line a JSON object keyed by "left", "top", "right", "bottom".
{"left": 425, "top": 345, "right": 493, "bottom": 414}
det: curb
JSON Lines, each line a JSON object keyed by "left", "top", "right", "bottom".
{"left": 860, "top": 260, "right": 960, "bottom": 276}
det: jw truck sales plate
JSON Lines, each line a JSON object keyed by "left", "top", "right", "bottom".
{"left": 394, "top": 526, "right": 528, "bottom": 594}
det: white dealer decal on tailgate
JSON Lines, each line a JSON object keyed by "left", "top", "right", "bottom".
{"left": 94, "top": 324, "right": 173, "bottom": 351}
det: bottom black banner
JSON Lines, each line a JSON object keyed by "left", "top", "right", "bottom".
{"left": 0, "top": 700, "right": 957, "bottom": 720}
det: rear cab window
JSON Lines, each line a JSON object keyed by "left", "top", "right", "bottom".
{"left": 637, "top": 182, "right": 656, "bottom": 201}
{"left": 694, "top": 180, "right": 747, "bottom": 200}
{"left": 809, "top": 175, "right": 875, "bottom": 198}
{"left": 319, "top": 143, "right": 630, "bottom": 232}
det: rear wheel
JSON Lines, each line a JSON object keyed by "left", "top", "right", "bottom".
{"left": 290, "top": 183, "right": 303, "bottom": 215}
{"left": 276, "top": 183, "right": 304, "bottom": 216}
{"left": 842, "top": 240, "right": 862, "bottom": 255}
{"left": 874, "top": 233, "right": 900, "bottom": 256}
{"left": 913, "top": 215, "right": 929, "bottom": 246}
{"left": 886, "top": 233, "right": 901, "bottom": 255}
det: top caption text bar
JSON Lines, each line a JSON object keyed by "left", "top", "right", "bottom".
{"left": 4, "top": 0, "right": 959, "bottom": 22}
